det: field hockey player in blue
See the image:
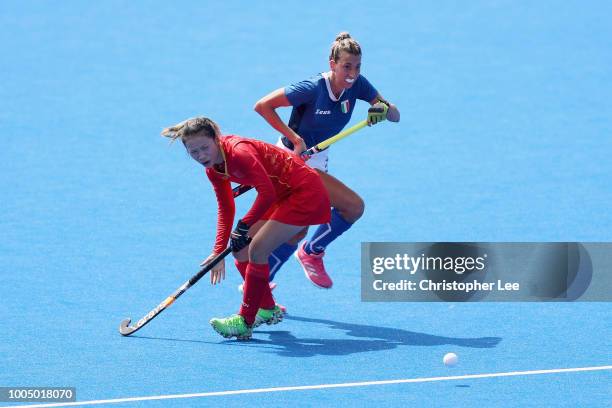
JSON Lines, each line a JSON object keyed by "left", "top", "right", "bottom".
{"left": 253, "top": 32, "right": 400, "bottom": 289}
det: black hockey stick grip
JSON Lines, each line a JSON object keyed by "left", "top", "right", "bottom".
{"left": 233, "top": 184, "right": 253, "bottom": 197}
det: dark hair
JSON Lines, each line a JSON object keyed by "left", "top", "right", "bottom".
{"left": 329, "top": 32, "right": 362, "bottom": 62}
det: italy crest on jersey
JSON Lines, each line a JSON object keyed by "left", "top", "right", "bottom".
{"left": 340, "top": 100, "right": 350, "bottom": 114}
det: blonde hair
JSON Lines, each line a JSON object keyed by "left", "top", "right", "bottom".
{"left": 161, "top": 116, "right": 221, "bottom": 143}
{"left": 329, "top": 32, "right": 362, "bottom": 62}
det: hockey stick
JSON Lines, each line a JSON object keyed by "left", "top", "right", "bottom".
{"left": 119, "top": 246, "right": 234, "bottom": 336}
{"left": 231, "top": 119, "right": 369, "bottom": 197}
{"left": 232, "top": 183, "right": 254, "bottom": 197}
{"left": 305, "top": 119, "right": 368, "bottom": 154}
{"left": 120, "top": 120, "right": 369, "bottom": 335}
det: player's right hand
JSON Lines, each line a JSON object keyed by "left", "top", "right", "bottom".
{"left": 292, "top": 137, "right": 307, "bottom": 157}
{"left": 201, "top": 253, "right": 226, "bottom": 285}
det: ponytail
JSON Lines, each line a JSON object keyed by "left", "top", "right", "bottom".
{"left": 329, "top": 31, "right": 362, "bottom": 62}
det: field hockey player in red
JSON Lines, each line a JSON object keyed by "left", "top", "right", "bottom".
{"left": 161, "top": 117, "right": 330, "bottom": 340}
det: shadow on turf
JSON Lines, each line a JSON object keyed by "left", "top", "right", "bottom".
{"left": 127, "top": 315, "right": 501, "bottom": 358}
{"left": 251, "top": 315, "right": 501, "bottom": 357}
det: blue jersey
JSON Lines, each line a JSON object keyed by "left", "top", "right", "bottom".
{"left": 283, "top": 73, "right": 378, "bottom": 149}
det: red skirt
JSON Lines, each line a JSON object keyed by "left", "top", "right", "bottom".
{"left": 260, "top": 170, "right": 330, "bottom": 226}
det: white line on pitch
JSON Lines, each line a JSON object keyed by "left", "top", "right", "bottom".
{"left": 4, "top": 365, "right": 611, "bottom": 408}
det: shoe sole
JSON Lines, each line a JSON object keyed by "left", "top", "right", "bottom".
{"left": 252, "top": 310, "right": 284, "bottom": 328}
{"left": 294, "top": 251, "right": 333, "bottom": 289}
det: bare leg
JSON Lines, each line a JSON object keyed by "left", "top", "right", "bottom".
{"left": 234, "top": 220, "right": 305, "bottom": 263}
{"left": 282, "top": 170, "right": 363, "bottom": 246}
{"left": 249, "top": 220, "right": 305, "bottom": 263}
{"left": 316, "top": 170, "right": 364, "bottom": 222}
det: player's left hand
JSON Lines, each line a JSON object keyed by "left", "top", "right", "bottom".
{"left": 367, "top": 101, "right": 389, "bottom": 126}
{"left": 201, "top": 253, "right": 226, "bottom": 285}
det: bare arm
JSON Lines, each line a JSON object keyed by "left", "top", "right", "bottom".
{"left": 371, "top": 94, "right": 400, "bottom": 122}
{"left": 254, "top": 88, "right": 307, "bottom": 154}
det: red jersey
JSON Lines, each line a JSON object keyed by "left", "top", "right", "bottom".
{"left": 206, "top": 135, "right": 325, "bottom": 254}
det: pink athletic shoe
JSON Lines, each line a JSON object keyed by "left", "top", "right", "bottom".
{"left": 295, "top": 242, "right": 333, "bottom": 288}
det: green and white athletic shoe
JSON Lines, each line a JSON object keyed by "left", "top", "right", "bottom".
{"left": 209, "top": 314, "right": 252, "bottom": 340}
{"left": 253, "top": 305, "right": 284, "bottom": 328}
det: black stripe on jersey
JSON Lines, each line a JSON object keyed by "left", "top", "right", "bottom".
{"left": 282, "top": 104, "right": 307, "bottom": 150}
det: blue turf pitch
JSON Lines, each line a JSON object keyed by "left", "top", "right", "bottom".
{"left": 1, "top": 1, "right": 611, "bottom": 407}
